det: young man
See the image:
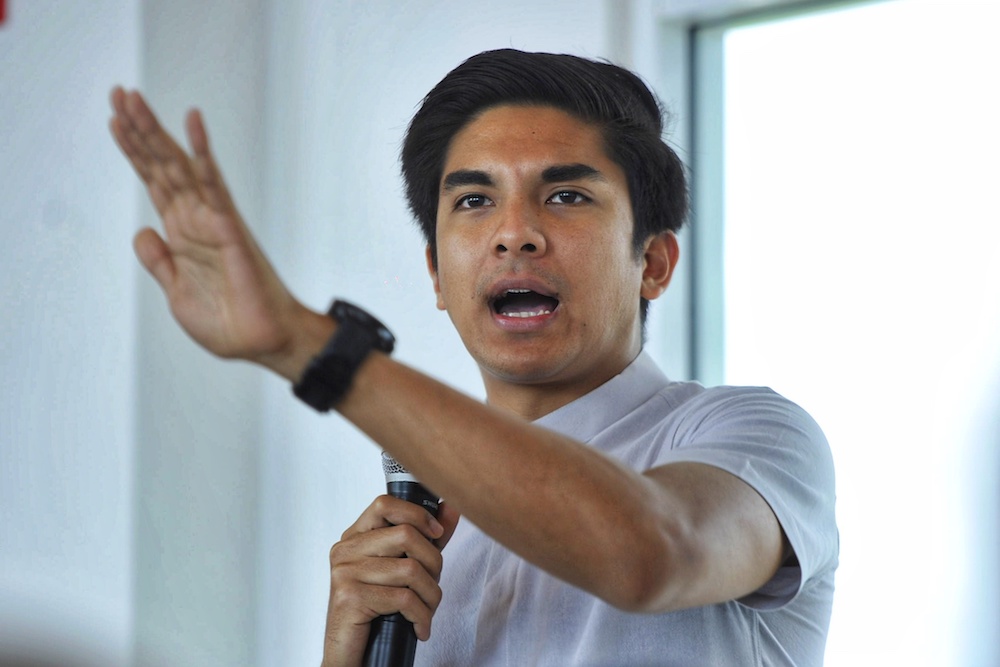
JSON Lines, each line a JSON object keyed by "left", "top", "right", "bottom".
{"left": 110, "top": 50, "right": 837, "bottom": 666}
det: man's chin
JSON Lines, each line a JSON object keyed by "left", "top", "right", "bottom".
{"left": 478, "top": 359, "right": 562, "bottom": 386}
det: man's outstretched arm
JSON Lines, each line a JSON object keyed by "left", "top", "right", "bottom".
{"left": 336, "top": 352, "right": 788, "bottom": 612}
{"left": 110, "top": 88, "right": 788, "bottom": 614}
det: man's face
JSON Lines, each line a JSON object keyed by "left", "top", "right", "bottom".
{"left": 428, "top": 104, "right": 673, "bottom": 409}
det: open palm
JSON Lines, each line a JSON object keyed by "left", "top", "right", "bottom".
{"left": 110, "top": 88, "right": 299, "bottom": 363}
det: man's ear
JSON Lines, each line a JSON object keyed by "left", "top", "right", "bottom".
{"left": 425, "top": 245, "right": 446, "bottom": 311}
{"left": 640, "top": 231, "right": 679, "bottom": 302}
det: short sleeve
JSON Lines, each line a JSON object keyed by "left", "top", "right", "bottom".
{"left": 653, "top": 386, "right": 839, "bottom": 609}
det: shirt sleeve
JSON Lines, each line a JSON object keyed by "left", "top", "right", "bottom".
{"left": 652, "top": 386, "right": 839, "bottom": 610}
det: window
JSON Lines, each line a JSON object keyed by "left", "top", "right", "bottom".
{"left": 691, "top": 1, "right": 1000, "bottom": 663}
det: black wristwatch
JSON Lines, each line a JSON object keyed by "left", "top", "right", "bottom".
{"left": 293, "top": 300, "right": 395, "bottom": 412}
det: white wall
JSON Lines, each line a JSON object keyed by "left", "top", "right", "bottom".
{"left": 0, "top": 2, "right": 139, "bottom": 664}
{"left": 130, "top": 2, "right": 268, "bottom": 666}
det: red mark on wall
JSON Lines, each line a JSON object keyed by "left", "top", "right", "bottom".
{"left": 0, "top": 0, "right": 7, "bottom": 25}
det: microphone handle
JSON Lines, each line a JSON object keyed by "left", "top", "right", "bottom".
{"left": 362, "top": 480, "right": 440, "bottom": 667}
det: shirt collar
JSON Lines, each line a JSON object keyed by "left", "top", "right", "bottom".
{"left": 534, "top": 351, "right": 670, "bottom": 442}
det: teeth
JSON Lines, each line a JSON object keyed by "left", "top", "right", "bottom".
{"left": 508, "top": 309, "right": 552, "bottom": 318}
{"left": 493, "top": 288, "right": 556, "bottom": 318}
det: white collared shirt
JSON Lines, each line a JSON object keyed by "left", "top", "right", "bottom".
{"left": 419, "top": 352, "right": 838, "bottom": 667}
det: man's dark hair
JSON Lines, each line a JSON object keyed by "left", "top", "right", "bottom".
{"left": 400, "top": 49, "right": 689, "bottom": 321}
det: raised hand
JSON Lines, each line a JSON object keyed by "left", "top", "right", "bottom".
{"left": 323, "top": 497, "right": 460, "bottom": 667}
{"left": 109, "top": 88, "right": 322, "bottom": 377}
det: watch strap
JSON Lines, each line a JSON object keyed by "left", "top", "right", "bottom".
{"left": 293, "top": 300, "right": 395, "bottom": 412}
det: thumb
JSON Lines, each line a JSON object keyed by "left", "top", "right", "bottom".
{"left": 133, "top": 227, "right": 176, "bottom": 291}
{"left": 433, "top": 501, "right": 461, "bottom": 551}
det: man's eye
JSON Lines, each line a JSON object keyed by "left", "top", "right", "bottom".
{"left": 457, "top": 194, "right": 492, "bottom": 209}
{"left": 548, "top": 191, "right": 588, "bottom": 205}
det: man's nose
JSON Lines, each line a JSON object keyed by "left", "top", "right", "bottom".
{"left": 491, "top": 198, "right": 547, "bottom": 256}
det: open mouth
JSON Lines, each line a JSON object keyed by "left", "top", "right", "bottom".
{"left": 491, "top": 289, "right": 560, "bottom": 318}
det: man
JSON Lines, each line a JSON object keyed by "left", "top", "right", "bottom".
{"left": 110, "top": 49, "right": 837, "bottom": 666}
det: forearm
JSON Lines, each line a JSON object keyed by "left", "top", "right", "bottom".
{"left": 334, "top": 351, "right": 683, "bottom": 610}
{"left": 255, "top": 302, "right": 336, "bottom": 382}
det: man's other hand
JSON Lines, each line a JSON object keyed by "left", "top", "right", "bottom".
{"left": 323, "top": 496, "right": 460, "bottom": 667}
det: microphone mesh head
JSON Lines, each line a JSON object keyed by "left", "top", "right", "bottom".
{"left": 381, "top": 451, "right": 419, "bottom": 483}
{"left": 381, "top": 451, "right": 409, "bottom": 476}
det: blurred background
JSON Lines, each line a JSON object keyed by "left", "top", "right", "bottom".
{"left": 1, "top": 0, "right": 997, "bottom": 664}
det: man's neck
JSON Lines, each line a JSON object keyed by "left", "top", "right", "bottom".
{"left": 481, "top": 351, "right": 641, "bottom": 421}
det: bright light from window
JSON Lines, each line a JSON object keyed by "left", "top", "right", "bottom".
{"left": 721, "top": 1, "right": 1000, "bottom": 664}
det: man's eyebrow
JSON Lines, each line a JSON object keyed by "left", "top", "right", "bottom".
{"left": 441, "top": 169, "right": 494, "bottom": 191}
{"left": 541, "top": 163, "right": 606, "bottom": 183}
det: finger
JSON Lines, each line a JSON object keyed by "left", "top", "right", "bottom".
{"left": 185, "top": 108, "right": 236, "bottom": 212}
{"left": 329, "top": 564, "right": 441, "bottom": 640}
{"left": 332, "top": 523, "right": 444, "bottom": 581}
{"left": 328, "top": 582, "right": 436, "bottom": 644}
{"left": 185, "top": 107, "right": 210, "bottom": 156}
{"left": 433, "top": 501, "right": 461, "bottom": 551}
{"left": 109, "top": 111, "right": 154, "bottom": 184}
{"left": 110, "top": 88, "right": 155, "bottom": 178}
{"left": 373, "top": 583, "right": 439, "bottom": 642}
{"left": 133, "top": 227, "right": 176, "bottom": 291}
{"left": 334, "top": 555, "right": 443, "bottom": 611}
{"left": 112, "top": 89, "right": 199, "bottom": 222}
{"left": 324, "top": 551, "right": 443, "bottom": 659}
{"left": 343, "top": 495, "right": 444, "bottom": 542}
{"left": 109, "top": 86, "right": 129, "bottom": 132}
{"left": 124, "top": 90, "right": 184, "bottom": 162}
{"left": 121, "top": 90, "right": 200, "bottom": 198}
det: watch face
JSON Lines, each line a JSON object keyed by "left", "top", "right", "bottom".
{"left": 331, "top": 300, "right": 364, "bottom": 324}
{"left": 375, "top": 327, "right": 395, "bottom": 353}
{"left": 330, "top": 300, "right": 395, "bottom": 353}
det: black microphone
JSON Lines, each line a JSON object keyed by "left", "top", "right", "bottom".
{"left": 362, "top": 452, "right": 440, "bottom": 667}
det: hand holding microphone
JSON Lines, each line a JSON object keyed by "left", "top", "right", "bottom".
{"left": 362, "top": 453, "right": 441, "bottom": 667}
{"left": 323, "top": 453, "right": 456, "bottom": 667}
